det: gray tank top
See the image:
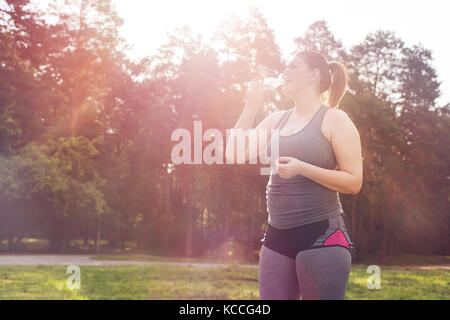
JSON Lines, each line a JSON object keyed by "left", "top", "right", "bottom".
{"left": 265, "top": 105, "right": 344, "bottom": 229}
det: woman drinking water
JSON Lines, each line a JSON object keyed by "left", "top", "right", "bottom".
{"left": 225, "top": 50, "right": 363, "bottom": 300}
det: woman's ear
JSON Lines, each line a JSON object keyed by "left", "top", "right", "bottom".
{"left": 309, "top": 68, "right": 320, "bottom": 84}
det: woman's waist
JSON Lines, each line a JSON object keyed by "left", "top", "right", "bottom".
{"left": 266, "top": 190, "right": 342, "bottom": 213}
{"left": 266, "top": 181, "right": 339, "bottom": 196}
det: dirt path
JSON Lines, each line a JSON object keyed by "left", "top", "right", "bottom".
{"left": 0, "top": 254, "right": 258, "bottom": 268}
{"left": 0, "top": 255, "right": 448, "bottom": 270}
{"left": 387, "top": 264, "right": 450, "bottom": 270}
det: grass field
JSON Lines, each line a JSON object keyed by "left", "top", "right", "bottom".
{"left": 0, "top": 263, "right": 448, "bottom": 300}
{"left": 1, "top": 239, "right": 449, "bottom": 299}
{"left": 90, "top": 253, "right": 450, "bottom": 266}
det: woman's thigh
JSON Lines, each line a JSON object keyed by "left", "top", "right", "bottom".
{"left": 295, "top": 246, "right": 351, "bottom": 300}
{"left": 258, "top": 244, "right": 300, "bottom": 300}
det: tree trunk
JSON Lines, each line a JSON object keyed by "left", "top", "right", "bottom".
{"left": 96, "top": 214, "right": 101, "bottom": 254}
{"left": 200, "top": 177, "right": 210, "bottom": 256}
{"left": 7, "top": 217, "right": 13, "bottom": 252}
{"left": 223, "top": 178, "right": 230, "bottom": 242}
{"left": 185, "top": 170, "right": 193, "bottom": 257}
{"left": 250, "top": 195, "right": 255, "bottom": 250}
{"left": 380, "top": 192, "right": 391, "bottom": 264}
{"left": 166, "top": 168, "right": 171, "bottom": 219}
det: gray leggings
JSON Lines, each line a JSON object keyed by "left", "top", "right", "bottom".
{"left": 258, "top": 244, "right": 351, "bottom": 300}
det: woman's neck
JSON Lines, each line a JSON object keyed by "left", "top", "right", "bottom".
{"left": 291, "top": 92, "right": 322, "bottom": 115}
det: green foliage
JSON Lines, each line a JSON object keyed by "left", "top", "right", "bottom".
{"left": 18, "top": 136, "right": 109, "bottom": 217}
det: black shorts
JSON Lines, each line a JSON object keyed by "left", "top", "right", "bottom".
{"left": 260, "top": 212, "right": 354, "bottom": 259}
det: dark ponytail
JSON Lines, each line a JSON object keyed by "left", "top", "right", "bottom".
{"left": 296, "top": 50, "right": 349, "bottom": 108}
{"left": 327, "top": 61, "right": 350, "bottom": 108}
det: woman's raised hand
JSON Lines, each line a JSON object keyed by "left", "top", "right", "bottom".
{"left": 244, "top": 80, "right": 266, "bottom": 111}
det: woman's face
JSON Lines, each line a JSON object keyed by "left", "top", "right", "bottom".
{"left": 281, "top": 56, "right": 318, "bottom": 97}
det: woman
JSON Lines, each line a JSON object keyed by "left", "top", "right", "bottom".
{"left": 226, "top": 50, "right": 363, "bottom": 300}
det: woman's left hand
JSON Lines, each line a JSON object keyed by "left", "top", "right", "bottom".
{"left": 275, "top": 156, "right": 305, "bottom": 179}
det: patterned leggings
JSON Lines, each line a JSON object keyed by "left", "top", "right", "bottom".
{"left": 258, "top": 213, "right": 353, "bottom": 300}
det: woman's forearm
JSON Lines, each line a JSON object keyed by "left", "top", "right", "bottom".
{"left": 299, "top": 162, "right": 361, "bottom": 195}
{"left": 225, "top": 106, "right": 258, "bottom": 162}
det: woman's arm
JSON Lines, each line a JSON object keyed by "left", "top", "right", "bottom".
{"left": 225, "top": 105, "right": 257, "bottom": 164}
{"left": 225, "top": 106, "right": 283, "bottom": 164}
{"left": 277, "top": 108, "right": 362, "bottom": 194}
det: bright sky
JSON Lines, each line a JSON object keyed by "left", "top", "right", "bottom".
{"left": 112, "top": 0, "right": 449, "bottom": 106}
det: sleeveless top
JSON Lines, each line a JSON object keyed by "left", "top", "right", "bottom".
{"left": 265, "top": 105, "right": 344, "bottom": 229}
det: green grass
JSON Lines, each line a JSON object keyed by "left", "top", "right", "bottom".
{"left": 0, "top": 264, "right": 448, "bottom": 300}
{"left": 91, "top": 252, "right": 450, "bottom": 267}
{"left": 347, "top": 264, "right": 449, "bottom": 299}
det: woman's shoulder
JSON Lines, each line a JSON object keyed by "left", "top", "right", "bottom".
{"left": 322, "top": 107, "right": 359, "bottom": 141}
{"left": 324, "top": 107, "right": 354, "bottom": 128}
{"left": 268, "top": 108, "right": 292, "bottom": 129}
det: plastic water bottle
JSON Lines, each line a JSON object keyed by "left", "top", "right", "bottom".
{"left": 245, "top": 75, "right": 283, "bottom": 91}
{"left": 262, "top": 75, "right": 284, "bottom": 90}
